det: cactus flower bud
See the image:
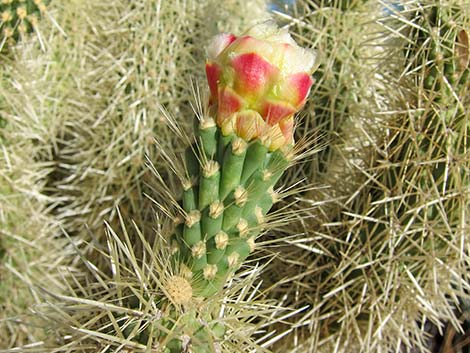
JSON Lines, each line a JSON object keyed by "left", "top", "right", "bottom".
{"left": 205, "top": 22, "right": 316, "bottom": 150}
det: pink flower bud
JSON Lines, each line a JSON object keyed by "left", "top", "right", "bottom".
{"left": 205, "top": 23, "right": 316, "bottom": 149}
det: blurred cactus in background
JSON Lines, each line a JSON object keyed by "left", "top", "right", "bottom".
{"left": 262, "top": 1, "right": 470, "bottom": 352}
{"left": 0, "top": 0, "right": 49, "bottom": 49}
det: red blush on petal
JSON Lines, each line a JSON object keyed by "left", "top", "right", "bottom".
{"left": 288, "top": 73, "right": 314, "bottom": 106}
{"left": 217, "top": 87, "right": 244, "bottom": 125}
{"left": 231, "top": 53, "right": 278, "bottom": 97}
{"left": 261, "top": 101, "right": 296, "bottom": 125}
{"left": 205, "top": 62, "right": 221, "bottom": 102}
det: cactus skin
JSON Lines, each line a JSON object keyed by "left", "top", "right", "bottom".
{"left": 404, "top": 4, "right": 470, "bottom": 91}
{"left": 0, "top": 0, "right": 48, "bottom": 47}
{"left": 171, "top": 24, "right": 316, "bottom": 298}
{"left": 181, "top": 133, "right": 292, "bottom": 298}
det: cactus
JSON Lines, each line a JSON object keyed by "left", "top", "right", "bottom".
{"left": 256, "top": 1, "right": 470, "bottom": 352}
{"left": 403, "top": 2, "right": 469, "bottom": 91}
{"left": 0, "top": 0, "right": 48, "bottom": 49}
{"left": 169, "top": 23, "right": 316, "bottom": 299}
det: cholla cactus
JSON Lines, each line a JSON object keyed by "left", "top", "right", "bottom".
{"left": 171, "top": 23, "right": 316, "bottom": 298}
{"left": 0, "top": 0, "right": 48, "bottom": 48}
{"left": 403, "top": 2, "right": 469, "bottom": 90}
{"left": 253, "top": 2, "right": 470, "bottom": 353}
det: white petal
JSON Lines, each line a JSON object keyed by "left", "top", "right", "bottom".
{"left": 207, "top": 33, "right": 235, "bottom": 60}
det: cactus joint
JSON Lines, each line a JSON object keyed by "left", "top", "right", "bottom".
{"left": 191, "top": 241, "right": 206, "bottom": 259}
{"left": 201, "top": 117, "right": 216, "bottom": 129}
{"left": 227, "top": 252, "right": 240, "bottom": 268}
{"left": 234, "top": 186, "right": 248, "bottom": 206}
{"left": 203, "top": 264, "right": 218, "bottom": 280}
{"left": 247, "top": 237, "right": 256, "bottom": 253}
{"left": 237, "top": 218, "right": 249, "bottom": 237}
{"left": 232, "top": 137, "right": 248, "bottom": 155}
{"left": 262, "top": 169, "right": 273, "bottom": 181}
{"left": 255, "top": 206, "right": 264, "bottom": 225}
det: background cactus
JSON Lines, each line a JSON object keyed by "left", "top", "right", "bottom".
{"left": 262, "top": 1, "right": 470, "bottom": 352}
{"left": 0, "top": 0, "right": 49, "bottom": 49}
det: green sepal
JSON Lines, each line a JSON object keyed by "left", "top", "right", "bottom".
{"left": 219, "top": 141, "right": 247, "bottom": 200}
{"left": 240, "top": 140, "right": 268, "bottom": 185}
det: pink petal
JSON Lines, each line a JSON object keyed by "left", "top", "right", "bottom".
{"left": 286, "top": 73, "right": 314, "bottom": 106}
{"left": 231, "top": 53, "right": 278, "bottom": 98}
{"left": 217, "top": 87, "right": 244, "bottom": 125}
{"left": 205, "top": 62, "right": 221, "bottom": 103}
{"left": 260, "top": 100, "right": 296, "bottom": 125}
